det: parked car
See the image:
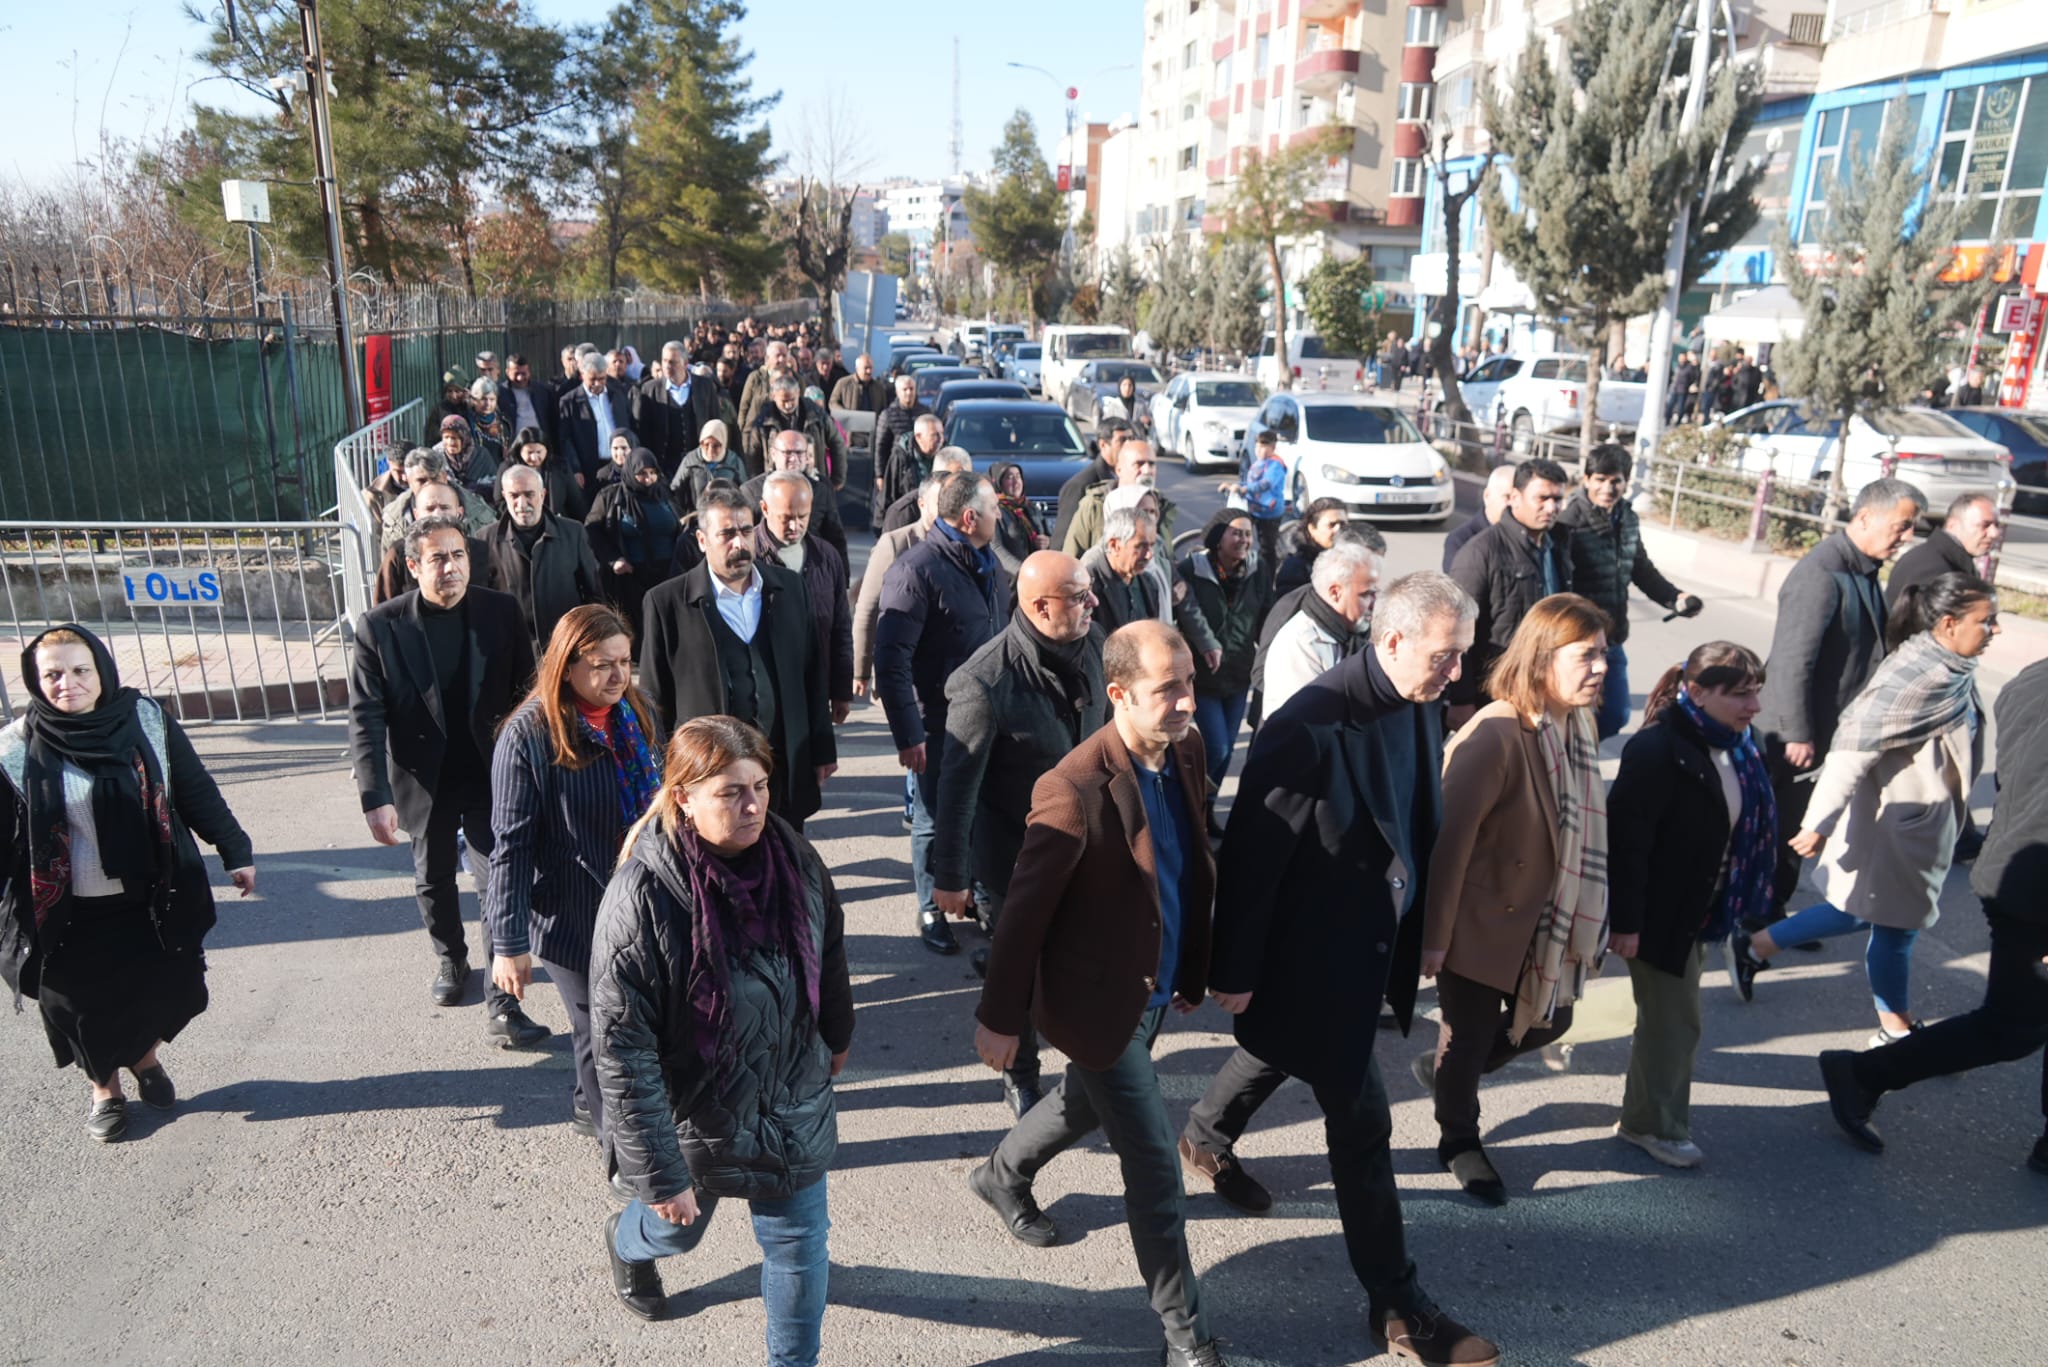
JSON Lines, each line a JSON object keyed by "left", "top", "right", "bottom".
{"left": 983, "top": 325, "right": 1029, "bottom": 376}
{"left": 1253, "top": 332, "right": 1366, "bottom": 393}
{"left": 1151, "top": 372, "right": 1267, "bottom": 469}
{"left": 942, "top": 400, "right": 1092, "bottom": 521}
{"left": 1708, "top": 401, "right": 2014, "bottom": 515}
{"left": 1003, "top": 342, "right": 1044, "bottom": 393}
{"left": 1946, "top": 407, "right": 2048, "bottom": 516}
{"left": 1242, "top": 392, "right": 1454, "bottom": 523}
{"left": 1457, "top": 352, "right": 1648, "bottom": 454}
{"left": 953, "top": 320, "right": 992, "bottom": 363}
{"left": 913, "top": 365, "right": 985, "bottom": 406}
{"left": 880, "top": 336, "right": 941, "bottom": 376}
{"left": 932, "top": 378, "right": 1030, "bottom": 425}
{"left": 1062, "top": 359, "right": 1165, "bottom": 429}
{"left": 1041, "top": 325, "right": 1134, "bottom": 409}
{"left": 901, "top": 352, "right": 961, "bottom": 376}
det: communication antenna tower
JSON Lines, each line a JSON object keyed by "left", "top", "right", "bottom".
{"left": 950, "top": 37, "right": 964, "bottom": 176}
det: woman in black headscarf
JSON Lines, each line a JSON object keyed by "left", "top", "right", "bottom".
{"left": 587, "top": 446, "right": 682, "bottom": 637}
{"left": 0, "top": 626, "right": 255, "bottom": 1143}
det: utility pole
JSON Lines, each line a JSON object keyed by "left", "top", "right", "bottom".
{"left": 1636, "top": 0, "right": 1717, "bottom": 457}
{"left": 950, "top": 38, "right": 964, "bottom": 178}
{"left": 298, "top": 0, "right": 363, "bottom": 429}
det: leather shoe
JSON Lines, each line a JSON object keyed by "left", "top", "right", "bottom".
{"left": 918, "top": 910, "right": 960, "bottom": 956}
{"left": 968, "top": 1158, "right": 1057, "bottom": 1247}
{"left": 570, "top": 1102, "right": 597, "bottom": 1140}
{"left": 1001, "top": 1072, "right": 1045, "bottom": 1119}
{"left": 486, "top": 1006, "right": 551, "bottom": 1049}
{"left": 133, "top": 1064, "right": 176, "bottom": 1111}
{"left": 431, "top": 959, "right": 470, "bottom": 1007}
{"left": 1818, "top": 1049, "right": 1884, "bottom": 1152}
{"left": 1372, "top": 1300, "right": 1501, "bottom": 1366}
{"left": 604, "top": 1211, "right": 666, "bottom": 1320}
{"left": 1161, "top": 1339, "right": 1231, "bottom": 1366}
{"left": 1179, "top": 1136, "right": 1273, "bottom": 1215}
{"left": 1441, "top": 1146, "right": 1507, "bottom": 1206}
{"left": 86, "top": 1097, "right": 128, "bottom": 1143}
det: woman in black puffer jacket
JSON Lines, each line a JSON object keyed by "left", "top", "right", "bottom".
{"left": 592, "top": 715, "right": 853, "bottom": 1358}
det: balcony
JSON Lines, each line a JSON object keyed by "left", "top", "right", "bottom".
{"left": 1299, "top": 0, "right": 1355, "bottom": 18}
{"left": 1817, "top": 0, "right": 1951, "bottom": 88}
{"left": 1209, "top": 95, "right": 1232, "bottom": 122}
{"left": 1295, "top": 40, "right": 1360, "bottom": 95}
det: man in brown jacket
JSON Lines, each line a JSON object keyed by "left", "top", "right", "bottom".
{"left": 969, "top": 620, "right": 1235, "bottom": 1367}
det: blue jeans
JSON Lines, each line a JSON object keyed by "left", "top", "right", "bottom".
{"left": 1193, "top": 692, "right": 1249, "bottom": 804}
{"left": 1596, "top": 644, "right": 1631, "bottom": 741}
{"left": 909, "top": 727, "right": 947, "bottom": 918}
{"left": 1768, "top": 902, "right": 1921, "bottom": 1017}
{"left": 614, "top": 1176, "right": 830, "bottom": 1367}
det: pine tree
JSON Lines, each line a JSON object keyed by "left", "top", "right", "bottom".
{"left": 1100, "top": 244, "right": 1146, "bottom": 333}
{"left": 1213, "top": 123, "right": 1351, "bottom": 389}
{"left": 1144, "top": 236, "right": 1202, "bottom": 357}
{"left": 1205, "top": 242, "right": 1268, "bottom": 361}
{"left": 1482, "top": 0, "right": 1762, "bottom": 454}
{"left": 962, "top": 111, "right": 1065, "bottom": 321}
{"left": 1773, "top": 95, "right": 2000, "bottom": 515}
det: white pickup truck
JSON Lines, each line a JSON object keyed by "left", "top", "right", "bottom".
{"left": 1456, "top": 352, "right": 1646, "bottom": 454}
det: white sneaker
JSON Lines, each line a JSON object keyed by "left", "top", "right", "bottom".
{"left": 1614, "top": 1124, "right": 1703, "bottom": 1169}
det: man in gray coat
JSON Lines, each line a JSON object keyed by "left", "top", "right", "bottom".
{"left": 1755, "top": 477, "right": 1922, "bottom": 918}
{"left": 933, "top": 550, "right": 1107, "bottom": 1118}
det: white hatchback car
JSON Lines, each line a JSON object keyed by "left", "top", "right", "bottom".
{"left": 1150, "top": 372, "right": 1268, "bottom": 469}
{"left": 1708, "top": 402, "right": 2013, "bottom": 512}
{"left": 1243, "top": 392, "right": 1454, "bottom": 522}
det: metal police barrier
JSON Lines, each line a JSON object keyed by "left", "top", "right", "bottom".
{"left": 0, "top": 520, "right": 363, "bottom": 724}
{"left": 329, "top": 397, "right": 425, "bottom": 626}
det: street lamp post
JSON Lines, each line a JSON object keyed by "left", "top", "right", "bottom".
{"left": 1007, "top": 62, "right": 1133, "bottom": 269}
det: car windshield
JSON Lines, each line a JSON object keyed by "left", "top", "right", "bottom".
{"left": 1195, "top": 381, "right": 1264, "bottom": 406}
{"left": 1259, "top": 336, "right": 1332, "bottom": 358}
{"left": 1304, "top": 405, "right": 1424, "bottom": 444}
{"left": 1095, "top": 362, "right": 1162, "bottom": 385}
{"left": 1999, "top": 414, "right": 2048, "bottom": 445}
{"left": 1016, "top": 345, "right": 1041, "bottom": 360}
{"left": 1068, "top": 333, "right": 1130, "bottom": 358}
{"left": 948, "top": 411, "right": 1085, "bottom": 455}
{"left": 1870, "top": 409, "right": 1978, "bottom": 439}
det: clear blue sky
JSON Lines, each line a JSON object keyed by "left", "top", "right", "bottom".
{"left": 0, "top": 1, "right": 1144, "bottom": 191}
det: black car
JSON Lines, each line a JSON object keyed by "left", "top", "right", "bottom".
{"left": 932, "top": 378, "right": 1029, "bottom": 425}
{"left": 942, "top": 400, "right": 1091, "bottom": 520}
{"left": 913, "top": 366, "right": 985, "bottom": 406}
{"left": 1947, "top": 407, "right": 2048, "bottom": 515}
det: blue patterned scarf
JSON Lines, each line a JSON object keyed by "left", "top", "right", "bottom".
{"left": 1675, "top": 689, "right": 1776, "bottom": 939}
{"left": 580, "top": 702, "right": 662, "bottom": 827}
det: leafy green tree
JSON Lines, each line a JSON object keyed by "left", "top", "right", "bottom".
{"left": 877, "top": 232, "right": 913, "bottom": 278}
{"left": 1302, "top": 255, "right": 1379, "bottom": 360}
{"left": 963, "top": 111, "right": 1065, "bottom": 320}
{"left": 552, "top": 10, "right": 660, "bottom": 293}
{"left": 1482, "top": 0, "right": 1763, "bottom": 454}
{"left": 1773, "top": 96, "right": 2001, "bottom": 516}
{"left": 1213, "top": 123, "right": 1352, "bottom": 388}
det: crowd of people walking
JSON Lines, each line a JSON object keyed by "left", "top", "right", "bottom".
{"left": 7, "top": 312, "right": 2047, "bottom": 1367}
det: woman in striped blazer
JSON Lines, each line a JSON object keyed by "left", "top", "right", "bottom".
{"left": 485, "top": 604, "right": 666, "bottom": 1196}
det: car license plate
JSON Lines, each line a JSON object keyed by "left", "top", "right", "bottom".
{"left": 1376, "top": 488, "right": 1435, "bottom": 504}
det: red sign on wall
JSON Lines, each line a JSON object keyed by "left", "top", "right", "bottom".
{"left": 1057, "top": 165, "right": 1071, "bottom": 193}
{"left": 364, "top": 334, "right": 394, "bottom": 423}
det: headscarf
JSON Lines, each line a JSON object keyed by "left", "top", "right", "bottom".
{"left": 989, "top": 461, "right": 1036, "bottom": 534}
{"left": 698, "top": 418, "right": 730, "bottom": 454}
{"left": 1828, "top": 630, "right": 1980, "bottom": 756}
{"left": 1672, "top": 686, "right": 1776, "bottom": 937}
{"left": 621, "top": 346, "right": 646, "bottom": 382}
{"left": 16, "top": 626, "right": 174, "bottom": 929}
{"left": 1512, "top": 707, "right": 1609, "bottom": 1043}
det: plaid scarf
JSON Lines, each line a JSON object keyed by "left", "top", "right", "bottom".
{"left": 1828, "top": 631, "right": 1980, "bottom": 756}
{"left": 1674, "top": 691, "right": 1776, "bottom": 938}
{"left": 1512, "top": 707, "right": 1609, "bottom": 1043}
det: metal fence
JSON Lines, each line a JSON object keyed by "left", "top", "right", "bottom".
{"left": 0, "top": 520, "right": 363, "bottom": 725}
{"left": 330, "top": 399, "right": 423, "bottom": 624}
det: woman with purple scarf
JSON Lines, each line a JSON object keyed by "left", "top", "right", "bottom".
{"left": 592, "top": 715, "right": 854, "bottom": 1362}
{"left": 485, "top": 605, "right": 666, "bottom": 1192}
{"left": 1605, "top": 642, "right": 1774, "bottom": 1169}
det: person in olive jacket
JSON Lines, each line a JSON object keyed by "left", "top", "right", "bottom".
{"left": 1175, "top": 508, "right": 1272, "bottom": 832}
{"left": 593, "top": 717, "right": 853, "bottom": 1349}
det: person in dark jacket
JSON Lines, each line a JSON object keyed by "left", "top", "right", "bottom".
{"left": 1441, "top": 465, "right": 1514, "bottom": 573}
{"left": 1555, "top": 445, "right": 1701, "bottom": 739}
{"left": 970, "top": 622, "right": 1232, "bottom": 1367}
{"left": 1606, "top": 643, "right": 1771, "bottom": 1169}
{"left": 1051, "top": 423, "right": 1124, "bottom": 551}
{"left": 486, "top": 605, "right": 664, "bottom": 1190}
{"left": 506, "top": 427, "right": 588, "bottom": 522}
{"left": 1192, "top": 574, "right": 1500, "bottom": 1367}
{"left": 1088, "top": 504, "right": 1164, "bottom": 635}
{"left": 0, "top": 625, "right": 256, "bottom": 1144}
{"left": 878, "top": 445, "right": 971, "bottom": 534}
{"left": 870, "top": 375, "right": 930, "bottom": 520}
{"left": 349, "top": 517, "right": 546, "bottom": 1039}
{"left": 670, "top": 419, "right": 746, "bottom": 513}
{"left": 438, "top": 412, "right": 499, "bottom": 500}
{"left": 633, "top": 341, "right": 722, "bottom": 477}
{"left": 875, "top": 473, "right": 1010, "bottom": 955}
{"left": 933, "top": 551, "right": 1107, "bottom": 1116}
{"left": 499, "top": 355, "right": 557, "bottom": 447}
{"left": 754, "top": 471, "right": 854, "bottom": 725}
{"left": 1820, "top": 655, "right": 2048, "bottom": 1168}
{"left": 557, "top": 354, "right": 634, "bottom": 480}
{"left": 594, "top": 716, "right": 854, "bottom": 1346}
{"left": 828, "top": 353, "right": 890, "bottom": 414}
{"left": 746, "top": 375, "right": 849, "bottom": 491}
{"left": 1666, "top": 352, "right": 1701, "bottom": 426}
{"left": 1249, "top": 524, "right": 1388, "bottom": 731}
{"left": 1885, "top": 491, "right": 2000, "bottom": 612}
{"left": 1176, "top": 508, "right": 1273, "bottom": 832}
{"left": 374, "top": 481, "right": 489, "bottom": 604}
{"left": 487, "top": 465, "right": 603, "bottom": 649}
{"left": 1271, "top": 498, "right": 1350, "bottom": 596}
{"left": 742, "top": 431, "right": 850, "bottom": 579}
{"left": 881, "top": 412, "right": 947, "bottom": 521}
{"left": 585, "top": 449, "right": 681, "bottom": 653}
{"left": 1755, "top": 478, "right": 1922, "bottom": 918}
{"left": 638, "top": 487, "right": 839, "bottom": 827}
{"left": 1447, "top": 458, "right": 1573, "bottom": 720}
{"left": 988, "top": 460, "right": 1050, "bottom": 573}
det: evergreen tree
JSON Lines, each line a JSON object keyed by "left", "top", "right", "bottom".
{"left": 1302, "top": 255, "right": 1380, "bottom": 360}
{"left": 1213, "top": 123, "right": 1351, "bottom": 389}
{"left": 1773, "top": 96, "right": 2000, "bottom": 515}
{"left": 1205, "top": 242, "right": 1267, "bottom": 361}
{"left": 1482, "top": 0, "right": 1762, "bottom": 453}
{"left": 962, "top": 111, "right": 1065, "bottom": 320}
{"left": 1100, "top": 243, "right": 1146, "bottom": 333}
{"left": 1144, "top": 236, "right": 1202, "bottom": 357}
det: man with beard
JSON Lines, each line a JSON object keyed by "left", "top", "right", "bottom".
{"left": 1063, "top": 438, "right": 1178, "bottom": 557}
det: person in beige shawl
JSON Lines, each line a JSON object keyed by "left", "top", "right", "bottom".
{"left": 1419, "top": 594, "right": 1617, "bottom": 1206}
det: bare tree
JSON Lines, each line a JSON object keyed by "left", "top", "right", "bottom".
{"left": 781, "top": 88, "right": 875, "bottom": 342}
{"left": 1419, "top": 131, "right": 1495, "bottom": 433}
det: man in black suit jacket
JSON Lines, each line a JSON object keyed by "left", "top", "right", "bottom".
{"left": 557, "top": 354, "right": 633, "bottom": 481}
{"left": 639, "top": 487, "right": 838, "bottom": 827}
{"left": 485, "top": 465, "right": 603, "bottom": 649}
{"left": 1193, "top": 570, "right": 1500, "bottom": 1367}
{"left": 347, "top": 515, "right": 547, "bottom": 1043}
{"left": 632, "top": 341, "right": 720, "bottom": 478}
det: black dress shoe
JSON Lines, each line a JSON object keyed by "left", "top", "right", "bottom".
{"left": 1818, "top": 1050, "right": 1884, "bottom": 1152}
{"left": 1441, "top": 1146, "right": 1507, "bottom": 1207}
{"left": 604, "top": 1211, "right": 666, "bottom": 1320}
{"left": 570, "top": 1103, "right": 597, "bottom": 1140}
{"left": 86, "top": 1097, "right": 128, "bottom": 1143}
{"left": 1001, "top": 1072, "right": 1045, "bottom": 1119}
{"left": 1162, "top": 1339, "right": 1231, "bottom": 1366}
{"left": 918, "top": 910, "right": 960, "bottom": 956}
{"left": 431, "top": 960, "right": 470, "bottom": 1007}
{"left": 967, "top": 1158, "right": 1057, "bottom": 1246}
{"left": 133, "top": 1064, "right": 176, "bottom": 1111}
{"left": 486, "top": 1006, "right": 551, "bottom": 1049}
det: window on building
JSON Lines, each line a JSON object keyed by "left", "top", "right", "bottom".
{"left": 1799, "top": 95, "right": 1925, "bottom": 243}
{"left": 1185, "top": 40, "right": 1198, "bottom": 71}
{"left": 1398, "top": 82, "right": 1435, "bottom": 123}
{"left": 1181, "top": 145, "right": 1199, "bottom": 171}
{"left": 1370, "top": 244, "right": 1416, "bottom": 283}
{"left": 1256, "top": 34, "right": 1270, "bottom": 74}
{"left": 1177, "top": 195, "right": 1198, "bottom": 227}
{"left": 1405, "top": 8, "right": 1443, "bottom": 46}
{"left": 1183, "top": 100, "right": 1197, "bottom": 123}
{"left": 1937, "top": 78, "right": 2047, "bottom": 242}
{"left": 1214, "top": 55, "right": 1232, "bottom": 98}
{"left": 1297, "top": 96, "right": 1316, "bottom": 131}
{"left": 1391, "top": 158, "right": 1424, "bottom": 198}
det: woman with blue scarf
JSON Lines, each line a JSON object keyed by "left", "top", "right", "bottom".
{"left": 1605, "top": 641, "right": 1774, "bottom": 1169}
{"left": 485, "top": 604, "right": 666, "bottom": 1197}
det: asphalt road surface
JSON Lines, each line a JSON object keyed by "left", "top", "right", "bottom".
{"left": 2, "top": 485, "right": 2044, "bottom": 1366}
